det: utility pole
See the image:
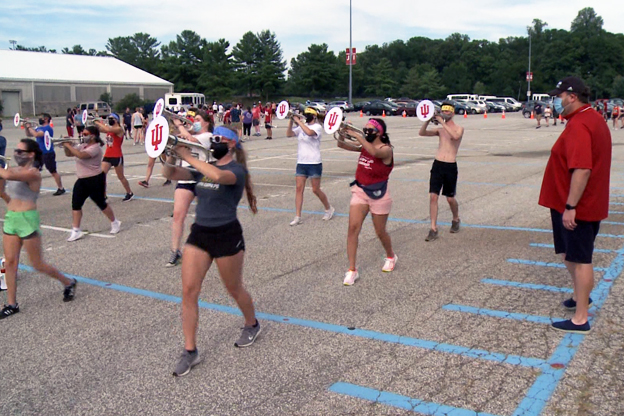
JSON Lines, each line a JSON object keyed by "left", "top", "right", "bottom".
{"left": 527, "top": 28, "right": 532, "bottom": 101}
{"left": 9, "top": 40, "right": 17, "bottom": 50}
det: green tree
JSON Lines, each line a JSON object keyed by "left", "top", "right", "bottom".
{"left": 286, "top": 44, "right": 339, "bottom": 97}
{"left": 160, "top": 30, "right": 206, "bottom": 92}
{"left": 473, "top": 81, "right": 486, "bottom": 95}
{"left": 571, "top": 7, "right": 604, "bottom": 35}
{"left": 255, "top": 30, "right": 286, "bottom": 100}
{"left": 364, "top": 58, "right": 396, "bottom": 97}
{"left": 198, "top": 39, "right": 235, "bottom": 99}
{"left": 232, "top": 31, "right": 261, "bottom": 96}
{"left": 612, "top": 76, "right": 624, "bottom": 98}
{"left": 106, "top": 33, "right": 161, "bottom": 73}
{"left": 99, "top": 92, "right": 112, "bottom": 106}
{"left": 114, "top": 93, "right": 148, "bottom": 113}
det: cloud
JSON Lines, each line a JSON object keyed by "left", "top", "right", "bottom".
{"left": 1, "top": 1, "right": 622, "bottom": 66}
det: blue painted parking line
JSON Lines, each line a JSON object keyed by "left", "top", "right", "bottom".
{"left": 443, "top": 304, "right": 560, "bottom": 325}
{"left": 507, "top": 258, "right": 607, "bottom": 272}
{"left": 529, "top": 243, "right": 613, "bottom": 253}
{"left": 609, "top": 211, "right": 624, "bottom": 214}
{"left": 17, "top": 265, "right": 545, "bottom": 369}
{"left": 329, "top": 382, "right": 501, "bottom": 416}
{"left": 603, "top": 220, "right": 624, "bottom": 225}
{"left": 481, "top": 278, "right": 573, "bottom": 293}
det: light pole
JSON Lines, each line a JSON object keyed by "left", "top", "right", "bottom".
{"left": 527, "top": 28, "right": 531, "bottom": 101}
{"left": 9, "top": 40, "right": 16, "bottom": 50}
{"left": 348, "top": 0, "right": 353, "bottom": 105}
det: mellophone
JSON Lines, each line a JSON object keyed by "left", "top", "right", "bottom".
{"left": 0, "top": 155, "right": 10, "bottom": 170}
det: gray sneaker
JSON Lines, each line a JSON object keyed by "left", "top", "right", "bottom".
{"left": 425, "top": 229, "right": 438, "bottom": 242}
{"left": 234, "top": 321, "right": 261, "bottom": 348}
{"left": 173, "top": 350, "right": 201, "bottom": 377}
{"left": 450, "top": 219, "right": 461, "bottom": 233}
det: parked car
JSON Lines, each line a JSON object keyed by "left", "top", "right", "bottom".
{"left": 305, "top": 102, "right": 327, "bottom": 116}
{"left": 485, "top": 101, "right": 506, "bottom": 113}
{"left": 79, "top": 101, "right": 111, "bottom": 117}
{"left": 352, "top": 101, "right": 370, "bottom": 112}
{"left": 397, "top": 101, "right": 418, "bottom": 116}
{"left": 437, "top": 100, "right": 468, "bottom": 115}
{"left": 361, "top": 101, "right": 399, "bottom": 116}
{"left": 461, "top": 101, "right": 485, "bottom": 114}
{"left": 522, "top": 101, "right": 550, "bottom": 118}
{"left": 327, "top": 101, "right": 353, "bottom": 112}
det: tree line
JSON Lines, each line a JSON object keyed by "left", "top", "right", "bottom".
{"left": 13, "top": 7, "right": 624, "bottom": 102}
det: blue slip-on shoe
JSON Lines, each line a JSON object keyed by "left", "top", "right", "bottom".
{"left": 551, "top": 319, "right": 591, "bottom": 334}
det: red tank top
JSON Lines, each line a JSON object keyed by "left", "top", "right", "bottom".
{"left": 355, "top": 147, "right": 393, "bottom": 185}
{"left": 104, "top": 131, "right": 123, "bottom": 158}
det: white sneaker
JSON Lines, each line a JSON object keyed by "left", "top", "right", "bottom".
{"left": 0, "top": 274, "right": 7, "bottom": 291}
{"left": 343, "top": 270, "right": 359, "bottom": 286}
{"left": 67, "top": 229, "right": 84, "bottom": 242}
{"left": 322, "top": 206, "right": 335, "bottom": 221}
{"left": 382, "top": 254, "right": 398, "bottom": 272}
{"left": 110, "top": 220, "right": 121, "bottom": 234}
{"left": 290, "top": 216, "right": 302, "bottom": 226}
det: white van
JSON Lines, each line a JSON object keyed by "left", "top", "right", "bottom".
{"left": 165, "top": 93, "right": 206, "bottom": 112}
{"left": 487, "top": 97, "right": 523, "bottom": 111}
{"left": 532, "top": 93, "right": 552, "bottom": 103}
{"left": 478, "top": 95, "right": 497, "bottom": 101}
{"left": 446, "top": 94, "right": 478, "bottom": 101}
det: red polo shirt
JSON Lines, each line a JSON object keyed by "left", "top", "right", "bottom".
{"left": 538, "top": 104, "right": 612, "bottom": 221}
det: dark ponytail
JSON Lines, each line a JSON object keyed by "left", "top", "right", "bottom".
{"left": 20, "top": 138, "right": 43, "bottom": 168}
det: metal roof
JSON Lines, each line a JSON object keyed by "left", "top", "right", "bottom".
{"left": 0, "top": 49, "right": 172, "bottom": 86}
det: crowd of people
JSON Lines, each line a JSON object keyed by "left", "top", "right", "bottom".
{"left": 0, "top": 76, "right": 614, "bottom": 377}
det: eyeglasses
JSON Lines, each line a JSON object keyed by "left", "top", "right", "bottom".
{"left": 14, "top": 149, "right": 31, "bottom": 155}
{"left": 211, "top": 135, "right": 225, "bottom": 143}
{"left": 362, "top": 128, "right": 378, "bottom": 135}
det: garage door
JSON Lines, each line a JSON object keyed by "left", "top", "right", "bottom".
{"left": 2, "top": 91, "right": 20, "bottom": 117}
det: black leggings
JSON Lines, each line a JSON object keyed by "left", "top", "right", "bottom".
{"left": 243, "top": 123, "right": 252, "bottom": 136}
{"left": 72, "top": 172, "right": 108, "bottom": 211}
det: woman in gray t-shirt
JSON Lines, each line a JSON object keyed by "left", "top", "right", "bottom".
{"left": 163, "top": 126, "right": 259, "bottom": 377}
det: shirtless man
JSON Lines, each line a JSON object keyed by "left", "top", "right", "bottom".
{"left": 419, "top": 101, "right": 464, "bottom": 241}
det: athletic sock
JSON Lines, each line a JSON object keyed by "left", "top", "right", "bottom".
{"left": 186, "top": 348, "right": 197, "bottom": 354}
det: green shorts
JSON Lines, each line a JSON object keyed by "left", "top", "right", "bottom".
{"left": 3, "top": 210, "right": 40, "bottom": 239}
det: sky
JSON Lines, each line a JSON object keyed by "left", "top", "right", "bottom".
{"left": 1, "top": 1, "right": 623, "bottom": 68}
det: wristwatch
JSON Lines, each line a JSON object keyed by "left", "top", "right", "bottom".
{"left": 565, "top": 204, "right": 576, "bottom": 210}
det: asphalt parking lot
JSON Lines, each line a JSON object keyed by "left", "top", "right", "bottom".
{"left": 1, "top": 111, "right": 623, "bottom": 416}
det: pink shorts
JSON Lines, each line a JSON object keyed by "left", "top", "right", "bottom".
{"left": 350, "top": 185, "right": 392, "bottom": 215}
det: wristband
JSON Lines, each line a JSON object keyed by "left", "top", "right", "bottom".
{"left": 565, "top": 204, "right": 576, "bottom": 210}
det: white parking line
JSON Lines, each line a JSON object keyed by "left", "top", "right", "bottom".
{"left": 0, "top": 220, "right": 115, "bottom": 239}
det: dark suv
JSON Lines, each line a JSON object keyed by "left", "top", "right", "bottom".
{"left": 361, "top": 101, "right": 399, "bottom": 116}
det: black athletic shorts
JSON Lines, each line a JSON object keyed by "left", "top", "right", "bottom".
{"left": 429, "top": 159, "right": 458, "bottom": 197}
{"left": 186, "top": 220, "right": 245, "bottom": 258}
{"left": 72, "top": 172, "right": 108, "bottom": 211}
{"left": 175, "top": 182, "right": 196, "bottom": 196}
{"left": 102, "top": 156, "right": 123, "bottom": 167}
{"left": 551, "top": 209, "right": 600, "bottom": 264}
{"left": 42, "top": 152, "right": 57, "bottom": 174}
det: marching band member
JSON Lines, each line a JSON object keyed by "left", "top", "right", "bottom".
{"left": 285, "top": 107, "right": 334, "bottom": 226}
{"left": 166, "top": 109, "right": 213, "bottom": 267}
{"left": 163, "top": 126, "right": 259, "bottom": 377}
{"left": 25, "top": 113, "right": 66, "bottom": 195}
{"left": 94, "top": 113, "right": 134, "bottom": 201}
{"left": 338, "top": 118, "right": 396, "bottom": 286}
{"left": 0, "top": 139, "right": 77, "bottom": 319}
{"left": 62, "top": 126, "right": 121, "bottom": 242}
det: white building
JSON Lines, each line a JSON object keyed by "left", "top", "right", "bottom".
{"left": 0, "top": 49, "right": 173, "bottom": 116}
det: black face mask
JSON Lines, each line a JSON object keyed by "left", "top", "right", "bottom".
{"left": 365, "top": 133, "right": 377, "bottom": 143}
{"left": 108, "top": 119, "right": 116, "bottom": 126}
{"left": 38, "top": 118, "right": 45, "bottom": 125}
{"left": 305, "top": 115, "right": 315, "bottom": 124}
{"left": 211, "top": 142, "right": 230, "bottom": 160}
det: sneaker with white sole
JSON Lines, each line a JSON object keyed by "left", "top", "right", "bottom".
{"left": 172, "top": 349, "right": 202, "bottom": 377}
{"left": 343, "top": 270, "right": 359, "bottom": 286}
{"left": 67, "top": 229, "right": 84, "bottom": 242}
{"left": 382, "top": 254, "right": 398, "bottom": 272}
{"left": 322, "top": 206, "right": 335, "bottom": 221}
{"left": 290, "top": 216, "right": 302, "bottom": 226}
{"left": 110, "top": 220, "right": 121, "bottom": 234}
{"left": 234, "top": 321, "right": 262, "bottom": 348}
{"left": 166, "top": 250, "right": 182, "bottom": 267}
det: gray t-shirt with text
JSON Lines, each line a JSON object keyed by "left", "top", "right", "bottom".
{"left": 192, "top": 161, "right": 246, "bottom": 227}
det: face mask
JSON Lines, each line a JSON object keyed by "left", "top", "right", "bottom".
{"left": 38, "top": 118, "right": 45, "bottom": 125}
{"left": 553, "top": 97, "right": 564, "bottom": 115}
{"left": 108, "top": 119, "right": 116, "bottom": 126}
{"left": 192, "top": 122, "right": 202, "bottom": 133}
{"left": 81, "top": 135, "right": 91, "bottom": 144}
{"left": 305, "top": 115, "right": 315, "bottom": 124}
{"left": 364, "top": 132, "right": 377, "bottom": 143}
{"left": 211, "top": 142, "right": 230, "bottom": 160}
{"left": 441, "top": 113, "right": 453, "bottom": 122}
{"left": 14, "top": 154, "right": 31, "bottom": 166}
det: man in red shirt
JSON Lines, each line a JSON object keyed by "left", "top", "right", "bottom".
{"left": 539, "top": 76, "right": 612, "bottom": 334}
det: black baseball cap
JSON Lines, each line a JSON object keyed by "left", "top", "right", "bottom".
{"left": 548, "top": 76, "right": 588, "bottom": 96}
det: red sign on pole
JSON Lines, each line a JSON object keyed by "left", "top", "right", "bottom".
{"left": 346, "top": 48, "right": 357, "bottom": 65}
{"left": 526, "top": 72, "right": 533, "bottom": 81}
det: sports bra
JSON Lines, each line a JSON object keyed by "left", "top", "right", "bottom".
{"left": 5, "top": 180, "right": 38, "bottom": 202}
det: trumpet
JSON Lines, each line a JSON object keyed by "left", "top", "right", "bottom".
{"left": 13, "top": 113, "right": 31, "bottom": 128}
{"left": 51, "top": 137, "right": 81, "bottom": 147}
{"left": 0, "top": 155, "right": 10, "bottom": 170}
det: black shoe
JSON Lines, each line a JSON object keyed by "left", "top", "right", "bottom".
{"left": 551, "top": 319, "right": 591, "bottom": 334}
{"left": 0, "top": 304, "right": 19, "bottom": 319}
{"left": 163, "top": 179, "right": 172, "bottom": 186}
{"left": 450, "top": 219, "right": 461, "bottom": 233}
{"left": 536, "top": 126, "right": 541, "bottom": 129}
{"left": 53, "top": 188, "right": 66, "bottom": 196}
{"left": 122, "top": 193, "right": 134, "bottom": 202}
{"left": 166, "top": 250, "right": 182, "bottom": 267}
{"left": 562, "top": 297, "right": 593, "bottom": 311}
{"left": 63, "top": 278, "right": 77, "bottom": 302}
{"left": 425, "top": 229, "right": 438, "bottom": 242}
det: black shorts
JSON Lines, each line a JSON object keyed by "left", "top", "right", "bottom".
{"left": 186, "top": 220, "right": 245, "bottom": 258}
{"left": 551, "top": 209, "right": 600, "bottom": 264}
{"left": 265, "top": 123, "right": 272, "bottom": 129}
{"left": 102, "top": 156, "right": 123, "bottom": 167}
{"left": 72, "top": 172, "right": 108, "bottom": 211}
{"left": 175, "top": 182, "right": 196, "bottom": 196}
{"left": 429, "top": 159, "right": 458, "bottom": 197}
{"left": 76, "top": 125, "right": 85, "bottom": 134}
{"left": 42, "top": 152, "right": 57, "bottom": 174}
